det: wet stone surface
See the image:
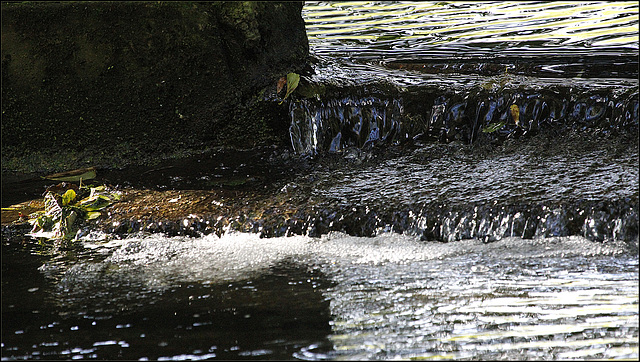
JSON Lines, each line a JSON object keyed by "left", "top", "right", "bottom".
{"left": 104, "top": 130, "right": 638, "bottom": 243}
{"left": 3, "top": 129, "right": 636, "bottom": 251}
{"left": 289, "top": 59, "right": 638, "bottom": 154}
{"left": 1, "top": 2, "right": 309, "bottom": 175}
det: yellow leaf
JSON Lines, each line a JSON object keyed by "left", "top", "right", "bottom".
{"left": 280, "top": 73, "right": 300, "bottom": 103}
{"left": 43, "top": 167, "right": 96, "bottom": 182}
{"left": 78, "top": 195, "right": 114, "bottom": 211}
{"left": 85, "top": 211, "right": 101, "bottom": 220}
{"left": 510, "top": 104, "right": 520, "bottom": 126}
{"left": 62, "top": 189, "right": 76, "bottom": 206}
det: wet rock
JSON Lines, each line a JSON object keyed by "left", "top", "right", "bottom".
{"left": 1, "top": 1, "right": 309, "bottom": 174}
{"left": 72, "top": 191, "right": 637, "bottom": 247}
{"left": 2, "top": 128, "right": 636, "bottom": 249}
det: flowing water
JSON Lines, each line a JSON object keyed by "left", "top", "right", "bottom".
{"left": 2, "top": 232, "right": 638, "bottom": 360}
{"left": 303, "top": 1, "right": 638, "bottom": 60}
{"left": 2, "top": 1, "right": 638, "bottom": 360}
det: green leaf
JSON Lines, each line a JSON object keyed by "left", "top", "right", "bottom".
{"left": 85, "top": 211, "right": 102, "bottom": 220}
{"left": 78, "top": 195, "right": 114, "bottom": 211}
{"left": 31, "top": 214, "right": 53, "bottom": 232}
{"left": 482, "top": 121, "right": 506, "bottom": 133}
{"left": 62, "top": 189, "right": 76, "bottom": 206}
{"left": 282, "top": 72, "right": 300, "bottom": 101}
{"left": 56, "top": 209, "right": 78, "bottom": 239}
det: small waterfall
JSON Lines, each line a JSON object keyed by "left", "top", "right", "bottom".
{"left": 288, "top": 79, "right": 638, "bottom": 155}
{"left": 289, "top": 96, "right": 404, "bottom": 155}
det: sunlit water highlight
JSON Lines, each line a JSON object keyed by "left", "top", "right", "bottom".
{"left": 292, "top": 1, "right": 639, "bottom": 157}
{"left": 303, "top": 1, "right": 639, "bottom": 60}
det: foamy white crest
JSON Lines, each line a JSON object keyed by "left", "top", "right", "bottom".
{"left": 74, "top": 231, "right": 631, "bottom": 288}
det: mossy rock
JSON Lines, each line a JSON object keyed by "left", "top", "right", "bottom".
{"left": 1, "top": 1, "right": 309, "bottom": 174}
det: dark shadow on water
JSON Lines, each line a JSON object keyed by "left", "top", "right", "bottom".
{"left": 1, "top": 241, "right": 335, "bottom": 360}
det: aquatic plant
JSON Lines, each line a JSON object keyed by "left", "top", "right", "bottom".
{"left": 27, "top": 183, "right": 121, "bottom": 241}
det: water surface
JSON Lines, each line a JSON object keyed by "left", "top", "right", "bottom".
{"left": 303, "top": 1, "right": 639, "bottom": 61}
{"left": 2, "top": 232, "right": 638, "bottom": 360}
{"left": 2, "top": 1, "right": 638, "bottom": 361}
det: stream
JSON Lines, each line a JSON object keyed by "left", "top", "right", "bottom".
{"left": 2, "top": 1, "right": 638, "bottom": 360}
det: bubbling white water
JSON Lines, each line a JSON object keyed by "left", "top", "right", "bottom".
{"left": 72, "top": 231, "right": 632, "bottom": 286}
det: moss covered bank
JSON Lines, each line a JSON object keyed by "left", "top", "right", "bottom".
{"left": 1, "top": 1, "right": 309, "bottom": 173}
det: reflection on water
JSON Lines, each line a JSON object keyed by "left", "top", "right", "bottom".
{"left": 293, "top": 1, "right": 639, "bottom": 157}
{"left": 303, "top": 1, "right": 639, "bottom": 60}
{"left": 2, "top": 232, "right": 638, "bottom": 360}
{"left": 1, "top": 235, "right": 334, "bottom": 360}
{"left": 314, "top": 233, "right": 638, "bottom": 360}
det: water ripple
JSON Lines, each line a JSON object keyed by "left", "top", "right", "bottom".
{"left": 303, "top": 1, "right": 639, "bottom": 61}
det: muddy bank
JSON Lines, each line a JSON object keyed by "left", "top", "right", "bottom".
{"left": 1, "top": 1, "right": 308, "bottom": 174}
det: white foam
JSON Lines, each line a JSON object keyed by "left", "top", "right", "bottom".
{"left": 74, "top": 231, "right": 632, "bottom": 286}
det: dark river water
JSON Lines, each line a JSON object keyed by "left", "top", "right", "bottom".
{"left": 2, "top": 233, "right": 638, "bottom": 360}
{"left": 2, "top": 1, "right": 638, "bottom": 360}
